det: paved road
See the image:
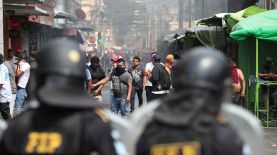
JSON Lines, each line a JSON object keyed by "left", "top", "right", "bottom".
{"left": 101, "top": 83, "right": 277, "bottom": 155}
{"left": 265, "top": 129, "right": 277, "bottom": 155}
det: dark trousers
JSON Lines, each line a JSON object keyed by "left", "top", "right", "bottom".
{"left": 130, "top": 88, "right": 143, "bottom": 111}
{"left": 145, "top": 86, "right": 153, "bottom": 102}
{"left": 232, "top": 92, "right": 241, "bottom": 105}
{"left": 0, "top": 102, "right": 11, "bottom": 120}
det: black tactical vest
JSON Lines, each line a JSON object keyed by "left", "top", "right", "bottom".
{"left": 137, "top": 120, "right": 215, "bottom": 155}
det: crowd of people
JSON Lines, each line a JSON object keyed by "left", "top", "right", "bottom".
{"left": 85, "top": 50, "right": 179, "bottom": 118}
{"left": 0, "top": 50, "right": 31, "bottom": 119}
{"left": 1, "top": 44, "right": 276, "bottom": 121}
{"left": 0, "top": 39, "right": 264, "bottom": 155}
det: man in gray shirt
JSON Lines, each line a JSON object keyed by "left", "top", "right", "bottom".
{"left": 3, "top": 49, "right": 17, "bottom": 117}
{"left": 128, "top": 56, "right": 144, "bottom": 112}
{"left": 92, "top": 58, "right": 132, "bottom": 118}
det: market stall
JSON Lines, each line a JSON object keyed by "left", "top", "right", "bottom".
{"left": 231, "top": 9, "right": 277, "bottom": 127}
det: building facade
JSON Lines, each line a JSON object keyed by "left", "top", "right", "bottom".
{"left": 3, "top": 0, "right": 54, "bottom": 57}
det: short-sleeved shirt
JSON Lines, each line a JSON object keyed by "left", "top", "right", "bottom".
{"left": 145, "top": 62, "right": 154, "bottom": 87}
{"left": 128, "top": 66, "right": 144, "bottom": 90}
{"left": 17, "top": 61, "right": 31, "bottom": 88}
{"left": 0, "top": 64, "right": 12, "bottom": 103}
{"left": 108, "top": 71, "right": 132, "bottom": 96}
{"left": 85, "top": 68, "right": 92, "bottom": 80}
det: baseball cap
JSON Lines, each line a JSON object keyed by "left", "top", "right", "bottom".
{"left": 152, "top": 55, "right": 161, "bottom": 61}
{"left": 111, "top": 55, "right": 123, "bottom": 62}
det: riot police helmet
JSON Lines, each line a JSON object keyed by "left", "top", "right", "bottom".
{"left": 175, "top": 47, "right": 230, "bottom": 92}
{"left": 36, "top": 38, "right": 103, "bottom": 108}
{"left": 174, "top": 47, "right": 231, "bottom": 111}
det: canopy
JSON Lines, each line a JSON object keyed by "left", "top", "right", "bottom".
{"left": 231, "top": 9, "right": 277, "bottom": 41}
{"left": 195, "top": 13, "right": 229, "bottom": 27}
{"left": 225, "top": 6, "right": 265, "bottom": 30}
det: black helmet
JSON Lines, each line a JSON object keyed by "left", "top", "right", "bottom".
{"left": 37, "top": 39, "right": 85, "bottom": 78}
{"left": 175, "top": 47, "right": 231, "bottom": 92}
{"left": 36, "top": 38, "right": 103, "bottom": 109}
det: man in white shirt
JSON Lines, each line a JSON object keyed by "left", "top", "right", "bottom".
{"left": 15, "top": 53, "right": 30, "bottom": 113}
{"left": 0, "top": 54, "right": 12, "bottom": 119}
{"left": 3, "top": 49, "right": 17, "bottom": 117}
{"left": 144, "top": 52, "right": 157, "bottom": 102}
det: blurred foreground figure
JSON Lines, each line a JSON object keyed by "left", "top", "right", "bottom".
{"left": 132, "top": 47, "right": 262, "bottom": 155}
{"left": 0, "top": 39, "right": 122, "bottom": 155}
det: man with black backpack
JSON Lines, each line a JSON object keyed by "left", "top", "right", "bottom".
{"left": 86, "top": 56, "right": 106, "bottom": 102}
{"left": 149, "top": 55, "right": 171, "bottom": 101}
{"left": 92, "top": 58, "right": 132, "bottom": 118}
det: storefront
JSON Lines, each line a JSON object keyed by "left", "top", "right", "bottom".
{"left": 3, "top": 0, "right": 54, "bottom": 57}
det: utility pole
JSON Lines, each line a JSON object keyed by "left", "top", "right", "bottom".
{"left": 189, "top": 0, "right": 192, "bottom": 28}
{"left": 202, "top": 0, "right": 204, "bottom": 18}
{"left": 178, "top": 0, "right": 184, "bottom": 28}
{"left": 0, "top": 0, "right": 3, "bottom": 55}
{"left": 154, "top": 0, "right": 158, "bottom": 49}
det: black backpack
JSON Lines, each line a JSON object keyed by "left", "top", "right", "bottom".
{"left": 158, "top": 65, "right": 171, "bottom": 90}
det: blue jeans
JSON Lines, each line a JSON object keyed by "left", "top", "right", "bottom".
{"left": 111, "top": 95, "right": 128, "bottom": 119}
{"left": 15, "top": 88, "right": 27, "bottom": 112}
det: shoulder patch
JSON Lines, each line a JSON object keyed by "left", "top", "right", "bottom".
{"left": 95, "top": 108, "right": 110, "bottom": 123}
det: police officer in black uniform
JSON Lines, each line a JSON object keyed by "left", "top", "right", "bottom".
{"left": 136, "top": 47, "right": 245, "bottom": 155}
{"left": 0, "top": 39, "right": 122, "bottom": 155}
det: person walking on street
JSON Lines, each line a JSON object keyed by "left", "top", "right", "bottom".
{"left": 0, "top": 39, "right": 123, "bottom": 155}
{"left": 3, "top": 49, "right": 17, "bottom": 117}
{"left": 14, "top": 52, "right": 30, "bottom": 114}
{"left": 0, "top": 54, "right": 12, "bottom": 120}
{"left": 86, "top": 56, "right": 106, "bottom": 102}
{"left": 92, "top": 58, "right": 132, "bottom": 119}
{"left": 149, "top": 55, "right": 171, "bottom": 101}
{"left": 128, "top": 56, "right": 144, "bottom": 112}
{"left": 144, "top": 52, "right": 158, "bottom": 102}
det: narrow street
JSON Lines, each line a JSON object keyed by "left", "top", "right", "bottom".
{"left": 1, "top": 0, "right": 276, "bottom": 154}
